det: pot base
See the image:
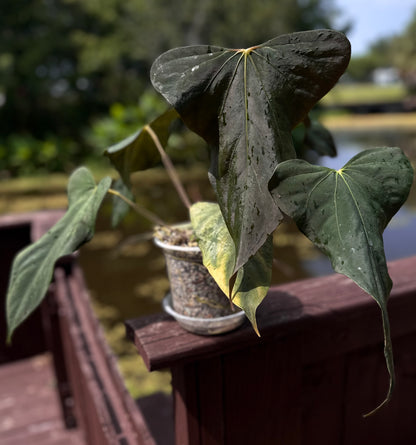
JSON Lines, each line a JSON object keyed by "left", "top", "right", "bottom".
{"left": 162, "top": 294, "right": 246, "bottom": 336}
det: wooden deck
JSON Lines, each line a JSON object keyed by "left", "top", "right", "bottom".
{"left": 0, "top": 211, "right": 173, "bottom": 445}
{"left": 0, "top": 353, "right": 85, "bottom": 445}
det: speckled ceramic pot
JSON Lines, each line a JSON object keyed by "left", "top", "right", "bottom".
{"left": 154, "top": 237, "right": 244, "bottom": 334}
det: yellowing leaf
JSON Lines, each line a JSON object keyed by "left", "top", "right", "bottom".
{"left": 190, "top": 201, "right": 273, "bottom": 334}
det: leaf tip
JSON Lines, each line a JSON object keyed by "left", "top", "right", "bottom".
{"left": 6, "top": 327, "right": 14, "bottom": 346}
{"left": 362, "top": 397, "right": 390, "bottom": 418}
{"left": 362, "top": 370, "right": 395, "bottom": 418}
{"left": 245, "top": 311, "right": 261, "bottom": 337}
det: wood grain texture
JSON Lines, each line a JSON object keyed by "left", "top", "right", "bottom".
{"left": 127, "top": 255, "right": 416, "bottom": 445}
{"left": 0, "top": 353, "right": 86, "bottom": 445}
{"left": 126, "top": 256, "right": 416, "bottom": 371}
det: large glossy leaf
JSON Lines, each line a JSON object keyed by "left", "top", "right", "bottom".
{"left": 190, "top": 201, "right": 273, "bottom": 335}
{"left": 151, "top": 30, "right": 350, "bottom": 273}
{"left": 6, "top": 167, "right": 111, "bottom": 340}
{"left": 104, "top": 108, "right": 178, "bottom": 184}
{"left": 272, "top": 147, "right": 414, "bottom": 414}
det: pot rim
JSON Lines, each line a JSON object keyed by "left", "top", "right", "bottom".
{"left": 153, "top": 236, "right": 201, "bottom": 253}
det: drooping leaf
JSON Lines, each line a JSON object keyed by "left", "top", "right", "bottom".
{"left": 151, "top": 30, "right": 351, "bottom": 273}
{"left": 6, "top": 167, "right": 112, "bottom": 340}
{"left": 105, "top": 108, "right": 179, "bottom": 184}
{"left": 111, "top": 178, "right": 134, "bottom": 227}
{"left": 190, "top": 201, "right": 273, "bottom": 334}
{"left": 272, "top": 147, "right": 414, "bottom": 414}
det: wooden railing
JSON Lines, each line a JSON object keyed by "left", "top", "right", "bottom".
{"left": 2, "top": 211, "right": 416, "bottom": 444}
{"left": 0, "top": 212, "right": 162, "bottom": 445}
{"left": 126, "top": 254, "right": 416, "bottom": 445}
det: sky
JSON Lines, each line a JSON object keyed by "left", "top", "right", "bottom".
{"left": 334, "top": 0, "right": 416, "bottom": 56}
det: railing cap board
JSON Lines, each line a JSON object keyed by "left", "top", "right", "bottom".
{"left": 0, "top": 210, "right": 65, "bottom": 238}
{"left": 126, "top": 256, "right": 416, "bottom": 371}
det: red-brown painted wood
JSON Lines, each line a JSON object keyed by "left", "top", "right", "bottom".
{"left": 301, "top": 357, "right": 346, "bottom": 443}
{"left": 126, "top": 256, "right": 416, "bottom": 372}
{"left": 0, "top": 354, "right": 86, "bottom": 445}
{"left": 126, "top": 255, "right": 416, "bottom": 445}
{"left": 54, "top": 265, "right": 159, "bottom": 445}
{"left": 0, "top": 211, "right": 171, "bottom": 445}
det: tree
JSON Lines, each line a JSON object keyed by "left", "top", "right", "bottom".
{"left": 0, "top": 0, "right": 342, "bottom": 174}
{"left": 389, "top": 9, "right": 416, "bottom": 90}
{"left": 346, "top": 38, "right": 395, "bottom": 82}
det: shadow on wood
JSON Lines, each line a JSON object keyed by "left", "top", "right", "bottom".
{"left": 126, "top": 252, "right": 416, "bottom": 445}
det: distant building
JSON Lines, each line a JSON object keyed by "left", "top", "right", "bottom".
{"left": 372, "top": 67, "right": 401, "bottom": 85}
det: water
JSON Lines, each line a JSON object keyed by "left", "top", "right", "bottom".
{"left": 302, "top": 129, "right": 416, "bottom": 277}
{"left": 324, "top": 131, "right": 416, "bottom": 261}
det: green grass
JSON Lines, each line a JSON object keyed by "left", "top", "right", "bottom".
{"left": 321, "top": 83, "right": 408, "bottom": 106}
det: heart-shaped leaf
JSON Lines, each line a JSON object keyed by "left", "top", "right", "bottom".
{"left": 151, "top": 30, "right": 350, "bottom": 272}
{"left": 6, "top": 167, "right": 111, "bottom": 340}
{"left": 272, "top": 147, "right": 414, "bottom": 414}
{"left": 105, "top": 108, "right": 178, "bottom": 184}
{"left": 190, "top": 201, "right": 273, "bottom": 335}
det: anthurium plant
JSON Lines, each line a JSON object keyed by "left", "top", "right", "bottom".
{"left": 5, "top": 30, "right": 414, "bottom": 415}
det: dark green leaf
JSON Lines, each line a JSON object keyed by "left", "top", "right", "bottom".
{"left": 272, "top": 147, "right": 414, "bottom": 414}
{"left": 190, "top": 201, "right": 273, "bottom": 334}
{"left": 6, "top": 167, "right": 111, "bottom": 340}
{"left": 304, "top": 119, "right": 337, "bottom": 157}
{"left": 151, "top": 30, "right": 350, "bottom": 272}
{"left": 105, "top": 108, "right": 179, "bottom": 184}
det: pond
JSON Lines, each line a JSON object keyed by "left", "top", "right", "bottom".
{"left": 303, "top": 128, "right": 416, "bottom": 277}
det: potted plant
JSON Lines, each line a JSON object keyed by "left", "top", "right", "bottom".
{"left": 5, "top": 29, "right": 414, "bottom": 415}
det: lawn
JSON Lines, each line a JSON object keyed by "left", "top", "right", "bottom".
{"left": 321, "top": 82, "right": 408, "bottom": 107}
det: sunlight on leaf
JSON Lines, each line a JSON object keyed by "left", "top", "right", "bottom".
{"left": 105, "top": 108, "right": 178, "bottom": 184}
{"left": 190, "top": 201, "right": 273, "bottom": 334}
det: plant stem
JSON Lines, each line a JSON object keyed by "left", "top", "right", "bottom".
{"left": 107, "top": 188, "right": 165, "bottom": 226}
{"left": 144, "top": 124, "right": 192, "bottom": 210}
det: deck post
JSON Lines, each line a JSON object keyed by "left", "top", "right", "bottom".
{"left": 168, "top": 338, "right": 303, "bottom": 445}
